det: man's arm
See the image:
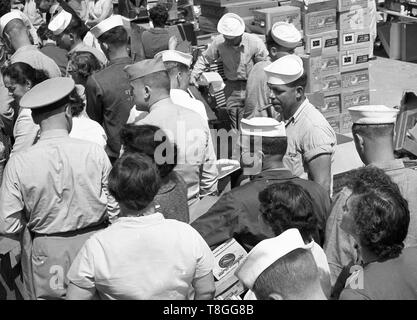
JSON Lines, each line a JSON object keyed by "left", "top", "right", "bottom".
{"left": 252, "top": 36, "right": 269, "bottom": 64}
{"left": 100, "top": 149, "right": 120, "bottom": 222}
{"left": 190, "top": 38, "right": 220, "bottom": 85}
{"left": 199, "top": 126, "right": 218, "bottom": 197}
{"left": 193, "top": 272, "right": 215, "bottom": 300}
{"left": 85, "top": 76, "right": 104, "bottom": 125}
{"left": 307, "top": 154, "right": 332, "bottom": 196}
{"left": 66, "top": 283, "right": 97, "bottom": 300}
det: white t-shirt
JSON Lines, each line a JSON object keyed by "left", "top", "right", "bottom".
{"left": 70, "top": 115, "right": 107, "bottom": 148}
{"left": 170, "top": 89, "right": 209, "bottom": 121}
{"left": 67, "top": 213, "right": 215, "bottom": 300}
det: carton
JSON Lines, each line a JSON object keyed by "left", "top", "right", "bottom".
{"left": 337, "top": 6, "right": 370, "bottom": 30}
{"left": 339, "top": 28, "right": 371, "bottom": 50}
{"left": 304, "top": 30, "right": 338, "bottom": 56}
{"left": 203, "top": 0, "right": 255, "bottom": 6}
{"left": 337, "top": 0, "right": 368, "bottom": 12}
{"left": 291, "top": 0, "right": 337, "bottom": 12}
{"left": 340, "top": 47, "right": 369, "bottom": 72}
{"left": 339, "top": 112, "right": 353, "bottom": 134}
{"left": 200, "top": 1, "right": 278, "bottom": 19}
{"left": 303, "top": 9, "right": 337, "bottom": 35}
{"left": 341, "top": 68, "right": 370, "bottom": 90}
{"left": 341, "top": 87, "right": 370, "bottom": 112}
{"left": 252, "top": 6, "right": 301, "bottom": 35}
{"left": 322, "top": 93, "right": 342, "bottom": 117}
{"left": 306, "top": 92, "right": 325, "bottom": 110}
{"left": 321, "top": 52, "right": 340, "bottom": 75}
{"left": 302, "top": 55, "right": 322, "bottom": 93}
{"left": 322, "top": 73, "right": 342, "bottom": 95}
{"left": 325, "top": 114, "right": 341, "bottom": 132}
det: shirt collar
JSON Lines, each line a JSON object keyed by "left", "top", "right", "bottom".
{"left": 370, "top": 159, "right": 405, "bottom": 171}
{"left": 12, "top": 45, "right": 37, "bottom": 56}
{"left": 149, "top": 97, "right": 174, "bottom": 112}
{"left": 109, "top": 56, "right": 132, "bottom": 65}
{"left": 285, "top": 98, "right": 310, "bottom": 127}
{"left": 253, "top": 168, "right": 294, "bottom": 181}
{"left": 170, "top": 89, "right": 191, "bottom": 99}
{"left": 39, "top": 129, "right": 69, "bottom": 141}
{"left": 114, "top": 212, "right": 165, "bottom": 225}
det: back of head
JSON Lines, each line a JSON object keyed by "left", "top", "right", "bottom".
{"left": 143, "top": 70, "right": 171, "bottom": 93}
{"left": 68, "top": 51, "right": 102, "bottom": 85}
{"left": 108, "top": 152, "right": 162, "bottom": 212}
{"left": 352, "top": 123, "right": 394, "bottom": 141}
{"left": 253, "top": 248, "right": 322, "bottom": 300}
{"left": 149, "top": 4, "right": 169, "bottom": 28}
{"left": 120, "top": 124, "right": 177, "bottom": 178}
{"left": 4, "top": 18, "right": 27, "bottom": 38}
{"left": 37, "top": 23, "right": 54, "bottom": 42}
{"left": 98, "top": 25, "right": 128, "bottom": 47}
{"left": 259, "top": 182, "right": 320, "bottom": 243}
{"left": 3, "top": 62, "right": 49, "bottom": 86}
{"left": 163, "top": 61, "right": 189, "bottom": 78}
{"left": 63, "top": 15, "right": 88, "bottom": 39}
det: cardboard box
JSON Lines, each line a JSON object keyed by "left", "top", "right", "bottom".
{"left": 303, "top": 9, "right": 337, "bottom": 35}
{"left": 252, "top": 6, "right": 301, "bottom": 35}
{"left": 212, "top": 238, "right": 247, "bottom": 281}
{"left": 200, "top": 1, "right": 278, "bottom": 19}
{"left": 325, "top": 114, "right": 341, "bottom": 132}
{"left": 321, "top": 93, "right": 342, "bottom": 117}
{"left": 339, "top": 112, "right": 353, "bottom": 134}
{"left": 321, "top": 52, "right": 340, "bottom": 75}
{"left": 291, "top": 0, "right": 337, "bottom": 12}
{"left": 341, "top": 87, "right": 370, "bottom": 112}
{"left": 322, "top": 73, "right": 342, "bottom": 95}
{"left": 337, "top": 7, "right": 370, "bottom": 31}
{"left": 337, "top": 0, "right": 368, "bottom": 12}
{"left": 302, "top": 55, "right": 321, "bottom": 93}
{"left": 305, "top": 30, "right": 338, "bottom": 56}
{"left": 340, "top": 47, "right": 369, "bottom": 72}
{"left": 202, "top": 0, "right": 255, "bottom": 6}
{"left": 341, "top": 68, "right": 369, "bottom": 90}
{"left": 306, "top": 92, "right": 325, "bottom": 109}
{"left": 339, "top": 28, "right": 370, "bottom": 50}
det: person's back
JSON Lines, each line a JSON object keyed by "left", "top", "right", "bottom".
{"left": 340, "top": 247, "right": 417, "bottom": 300}
{"left": 40, "top": 42, "right": 68, "bottom": 76}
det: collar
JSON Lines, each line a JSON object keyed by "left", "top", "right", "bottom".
{"left": 149, "top": 97, "right": 174, "bottom": 112}
{"left": 114, "top": 212, "right": 165, "bottom": 225}
{"left": 252, "top": 168, "right": 294, "bottom": 181}
{"left": 223, "top": 33, "right": 247, "bottom": 50}
{"left": 170, "top": 89, "right": 191, "bottom": 99}
{"left": 149, "top": 28, "right": 168, "bottom": 34}
{"left": 12, "top": 45, "right": 37, "bottom": 56}
{"left": 285, "top": 98, "right": 310, "bottom": 127}
{"left": 370, "top": 159, "right": 405, "bottom": 171}
{"left": 39, "top": 129, "right": 69, "bottom": 141}
{"left": 109, "top": 56, "right": 132, "bottom": 65}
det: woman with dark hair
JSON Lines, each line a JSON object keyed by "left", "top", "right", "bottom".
{"left": 120, "top": 123, "right": 189, "bottom": 222}
{"left": 67, "top": 50, "right": 102, "bottom": 86}
{"left": 258, "top": 182, "right": 331, "bottom": 298}
{"left": 66, "top": 152, "right": 215, "bottom": 300}
{"left": 2, "top": 62, "right": 48, "bottom": 154}
{"left": 141, "top": 3, "right": 177, "bottom": 58}
{"left": 339, "top": 171, "right": 417, "bottom": 300}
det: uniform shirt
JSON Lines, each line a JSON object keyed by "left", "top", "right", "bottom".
{"left": 191, "top": 168, "right": 331, "bottom": 252}
{"left": 141, "top": 28, "right": 171, "bottom": 59}
{"left": 11, "top": 108, "right": 39, "bottom": 156}
{"left": 170, "top": 89, "right": 208, "bottom": 121}
{"left": 70, "top": 113, "right": 107, "bottom": 148}
{"left": 324, "top": 159, "right": 417, "bottom": 287}
{"left": 0, "top": 129, "right": 118, "bottom": 235}
{"left": 67, "top": 212, "right": 215, "bottom": 300}
{"left": 10, "top": 45, "right": 61, "bottom": 78}
{"left": 134, "top": 98, "right": 218, "bottom": 205}
{"left": 40, "top": 42, "right": 69, "bottom": 76}
{"left": 340, "top": 247, "right": 417, "bottom": 300}
{"left": 284, "top": 98, "right": 337, "bottom": 179}
{"left": 192, "top": 33, "right": 269, "bottom": 81}
{"left": 86, "top": 57, "right": 134, "bottom": 158}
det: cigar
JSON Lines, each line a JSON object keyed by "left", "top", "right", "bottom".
{"left": 258, "top": 104, "right": 273, "bottom": 112}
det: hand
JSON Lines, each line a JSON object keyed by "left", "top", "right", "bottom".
{"left": 168, "top": 35, "right": 178, "bottom": 50}
{"left": 189, "top": 73, "right": 200, "bottom": 87}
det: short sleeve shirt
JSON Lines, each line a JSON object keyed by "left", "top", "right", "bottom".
{"left": 67, "top": 213, "right": 214, "bottom": 300}
{"left": 283, "top": 98, "right": 337, "bottom": 178}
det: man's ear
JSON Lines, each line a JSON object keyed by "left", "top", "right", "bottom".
{"left": 268, "top": 293, "right": 284, "bottom": 300}
{"left": 65, "top": 104, "right": 72, "bottom": 117}
{"left": 295, "top": 85, "right": 304, "bottom": 100}
{"left": 269, "top": 46, "right": 278, "bottom": 58}
{"left": 353, "top": 132, "right": 364, "bottom": 150}
{"left": 144, "top": 85, "right": 151, "bottom": 100}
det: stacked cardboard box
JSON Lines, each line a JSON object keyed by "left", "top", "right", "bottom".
{"left": 337, "top": 0, "right": 370, "bottom": 132}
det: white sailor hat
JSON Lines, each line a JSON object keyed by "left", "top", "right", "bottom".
{"left": 240, "top": 117, "right": 286, "bottom": 137}
{"left": 48, "top": 10, "right": 72, "bottom": 35}
{"left": 348, "top": 105, "right": 399, "bottom": 124}
{"left": 217, "top": 13, "right": 245, "bottom": 37}
{"left": 20, "top": 77, "right": 75, "bottom": 109}
{"left": 271, "top": 22, "right": 302, "bottom": 49}
{"left": 156, "top": 50, "right": 193, "bottom": 68}
{"left": 235, "top": 229, "right": 314, "bottom": 290}
{"left": 0, "top": 11, "right": 24, "bottom": 36}
{"left": 264, "top": 54, "right": 304, "bottom": 85}
{"left": 90, "top": 14, "right": 127, "bottom": 39}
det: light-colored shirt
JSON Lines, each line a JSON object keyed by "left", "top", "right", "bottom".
{"left": 0, "top": 129, "right": 118, "bottom": 235}
{"left": 192, "top": 33, "right": 269, "bottom": 81}
{"left": 10, "top": 45, "right": 61, "bottom": 78}
{"left": 134, "top": 98, "right": 218, "bottom": 205}
{"left": 170, "top": 89, "right": 208, "bottom": 121}
{"left": 284, "top": 98, "right": 337, "bottom": 179}
{"left": 324, "top": 159, "right": 417, "bottom": 287}
{"left": 67, "top": 212, "right": 215, "bottom": 300}
{"left": 70, "top": 113, "right": 107, "bottom": 148}
{"left": 11, "top": 108, "right": 39, "bottom": 156}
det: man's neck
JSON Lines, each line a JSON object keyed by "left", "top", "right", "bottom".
{"left": 149, "top": 93, "right": 171, "bottom": 109}
{"left": 12, "top": 37, "right": 32, "bottom": 51}
{"left": 261, "top": 158, "right": 286, "bottom": 172}
{"left": 108, "top": 47, "right": 129, "bottom": 62}
{"left": 285, "top": 97, "right": 306, "bottom": 121}
{"left": 365, "top": 145, "right": 395, "bottom": 165}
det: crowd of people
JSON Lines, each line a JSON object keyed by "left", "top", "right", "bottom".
{"left": 0, "top": 0, "right": 416, "bottom": 300}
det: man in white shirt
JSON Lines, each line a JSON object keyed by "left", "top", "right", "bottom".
{"left": 157, "top": 49, "right": 208, "bottom": 121}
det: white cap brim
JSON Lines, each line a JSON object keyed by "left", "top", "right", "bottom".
{"left": 90, "top": 15, "right": 128, "bottom": 39}
{"left": 348, "top": 105, "right": 399, "bottom": 124}
{"left": 217, "top": 13, "right": 245, "bottom": 37}
{"left": 0, "top": 11, "right": 24, "bottom": 35}
{"left": 264, "top": 54, "right": 304, "bottom": 85}
{"left": 48, "top": 10, "right": 72, "bottom": 36}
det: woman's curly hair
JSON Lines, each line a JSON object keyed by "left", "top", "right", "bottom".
{"left": 149, "top": 3, "right": 169, "bottom": 28}
{"left": 259, "top": 182, "right": 320, "bottom": 244}
{"left": 68, "top": 51, "right": 102, "bottom": 85}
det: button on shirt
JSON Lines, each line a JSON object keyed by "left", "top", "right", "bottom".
{"left": 0, "top": 130, "right": 118, "bottom": 235}
{"left": 67, "top": 213, "right": 215, "bottom": 300}
{"left": 192, "top": 33, "right": 269, "bottom": 81}
{"left": 134, "top": 98, "right": 218, "bottom": 205}
{"left": 10, "top": 45, "right": 61, "bottom": 78}
{"left": 284, "top": 98, "right": 337, "bottom": 179}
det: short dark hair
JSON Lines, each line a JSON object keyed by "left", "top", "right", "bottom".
{"left": 149, "top": 4, "right": 169, "bottom": 27}
{"left": 68, "top": 88, "right": 86, "bottom": 117}
{"left": 98, "top": 26, "right": 128, "bottom": 46}
{"left": 3, "top": 62, "right": 49, "bottom": 86}
{"left": 352, "top": 123, "right": 394, "bottom": 140}
{"left": 348, "top": 167, "right": 410, "bottom": 260}
{"left": 108, "top": 153, "right": 162, "bottom": 211}
{"left": 164, "top": 61, "right": 189, "bottom": 77}
{"left": 120, "top": 124, "right": 177, "bottom": 178}
{"left": 247, "top": 136, "right": 288, "bottom": 156}
{"left": 287, "top": 72, "right": 307, "bottom": 89}
{"left": 259, "top": 182, "right": 320, "bottom": 243}
{"left": 68, "top": 51, "right": 102, "bottom": 84}
{"left": 142, "top": 70, "right": 171, "bottom": 92}
{"left": 37, "top": 23, "right": 53, "bottom": 41}
{"left": 253, "top": 248, "right": 319, "bottom": 300}
{"left": 63, "top": 15, "right": 89, "bottom": 39}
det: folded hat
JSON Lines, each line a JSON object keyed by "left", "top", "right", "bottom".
{"left": 271, "top": 22, "right": 302, "bottom": 49}
{"left": 240, "top": 117, "right": 286, "bottom": 137}
{"left": 264, "top": 54, "right": 304, "bottom": 85}
{"left": 48, "top": 10, "right": 72, "bottom": 35}
{"left": 124, "top": 55, "right": 166, "bottom": 82}
{"left": 156, "top": 50, "right": 193, "bottom": 68}
{"left": 217, "top": 13, "right": 245, "bottom": 37}
{"left": 90, "top": 14, "right": 127, "bottom": 39}
{"left": 348, "top": 105, "right": 399, "bottom": 124}
{"left": 0, "top": 11, "right": 24, "bottom": 35}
